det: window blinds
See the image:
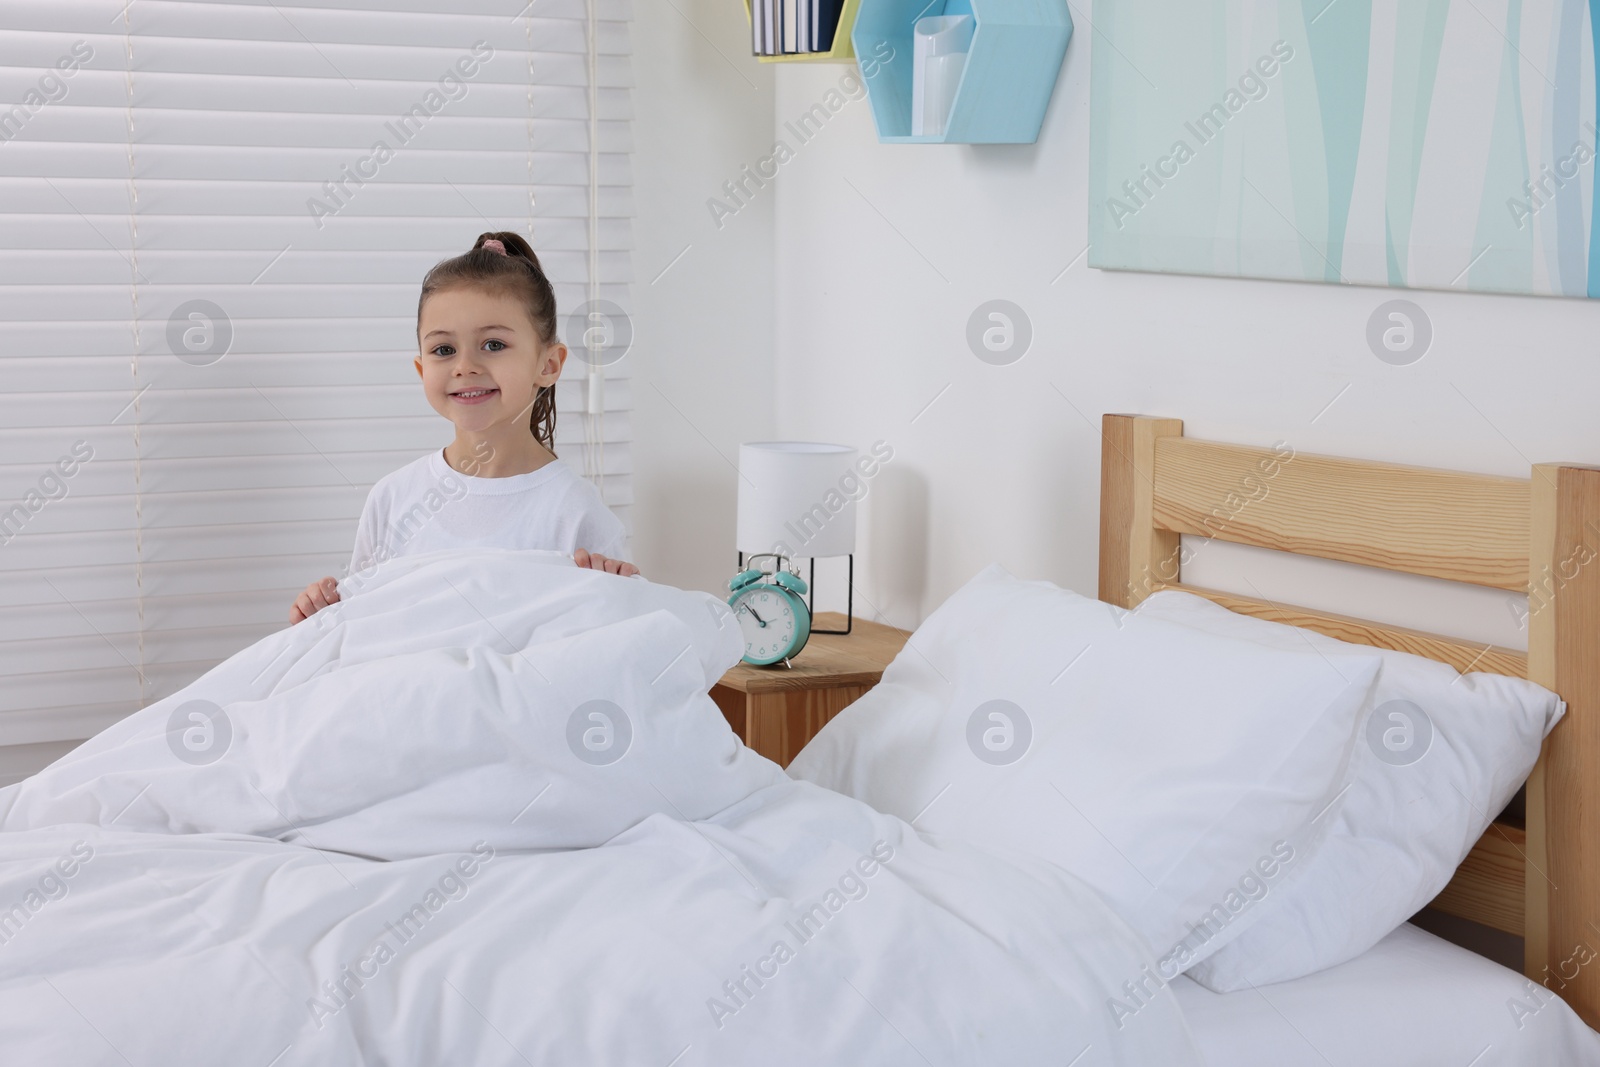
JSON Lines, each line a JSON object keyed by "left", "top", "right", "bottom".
{"left": 0, "top": 0, "right": 635, "bottom": 782}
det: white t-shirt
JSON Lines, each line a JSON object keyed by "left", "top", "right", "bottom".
{"left": 345, "top": 449, "right": 628, "bottom": 580}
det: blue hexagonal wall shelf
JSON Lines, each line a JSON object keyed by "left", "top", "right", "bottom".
{"left": 851, "top": 0, "right": 1072, "bottom": 144}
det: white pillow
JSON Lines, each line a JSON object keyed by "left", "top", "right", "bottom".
{"left": 789, "top": 565, "right": 1380, "bottom": 969}
{"left": 1134, "top": 589, "right": 1563, "bottom": 991}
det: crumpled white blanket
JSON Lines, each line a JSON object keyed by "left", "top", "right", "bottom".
{"left": 0, "top": 549, "right": 1202, "bottom": 1066}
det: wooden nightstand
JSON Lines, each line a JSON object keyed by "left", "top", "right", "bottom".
{"left": 711, "top": 612, "right": 910, "bottom": 767}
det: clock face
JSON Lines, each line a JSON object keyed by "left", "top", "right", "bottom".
{"left": 733, "top": 586, "right": 799, "bottom": 663}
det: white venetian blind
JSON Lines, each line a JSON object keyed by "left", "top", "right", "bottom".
{"left": 0, "top": 0, "right": 635, "bottom": 782}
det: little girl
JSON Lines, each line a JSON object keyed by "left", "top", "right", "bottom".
{"left": 291, "top": 231, "right": 637, "bottom": 624}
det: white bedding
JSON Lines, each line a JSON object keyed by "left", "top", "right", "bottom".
{"left": 787, "top": 565, "right": 1383, "bottom": 970}
{"left": 1136, "top": 589, "right": 1563, "bottom": 992}
{"left": 1174, "top": 922, "right": 1600, "bottom": 1066}
{"left": 0, "top": 550, "right": 1203, "bottom": 1066}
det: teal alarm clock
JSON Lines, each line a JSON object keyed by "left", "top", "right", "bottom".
{"left": 727, "top": 554, "right": 811, "bottom": 666}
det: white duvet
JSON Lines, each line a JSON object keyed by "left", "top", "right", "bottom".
{"left": 0, "top": 550, "right": 1201, "bottom": 1066}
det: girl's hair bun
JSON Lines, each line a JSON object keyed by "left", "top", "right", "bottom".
{"left": 471, "top": 231, "right": 545, "bottom": 274}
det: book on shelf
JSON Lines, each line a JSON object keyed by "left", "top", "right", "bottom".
{"left": 754, "top": 0, "right": 773, "bottom": 56}
{"left": 814, "top": 0, "right": 843, "bottom": 51}
{"left": 751, "top": 0, "right": 844, "bottom": 57}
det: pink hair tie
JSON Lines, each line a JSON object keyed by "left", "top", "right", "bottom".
{"left": 481, "top": 239, "right": 507, "bottom": 255}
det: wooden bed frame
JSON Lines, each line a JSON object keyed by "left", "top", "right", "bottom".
{"left": 1098, "top": 414, "right": 1600, "bottom": 1028}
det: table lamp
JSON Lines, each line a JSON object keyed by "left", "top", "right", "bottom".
{"left": 736, "top": 441, "right": 857, "bottom": 634}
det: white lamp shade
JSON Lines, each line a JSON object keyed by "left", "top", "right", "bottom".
{"left": 736, "top": 442, "right": 859, "bottom": 559}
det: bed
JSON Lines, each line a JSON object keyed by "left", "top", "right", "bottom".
{"left": 1097, "top": 412, "right": 1600, "bottom": 1059}
{"left": 0, "top": 549, "right": 1205, "bottom": 1066}
{"left": 1, "top": 417, "right": 1597, "bottom": 1065}
{"left": 1172, "top": 921, "right": 1598, "bottom": 1065}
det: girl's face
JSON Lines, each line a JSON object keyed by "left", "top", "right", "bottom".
{"left": 415, "top": 285, "right": 565, "bottom": 436}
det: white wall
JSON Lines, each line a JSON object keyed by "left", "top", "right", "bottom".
{"left": 629, "top": 0, "right": 776, "bottom": 594}
{"left": 769, "top": 25, "right": 1600, "bottom": 646}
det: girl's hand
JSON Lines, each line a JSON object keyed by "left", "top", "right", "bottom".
{"left": 291, "top": 577, "right": 341, "bottom": 624}
{"left": 574, "top": 549, "right": 640, "bottom": 578}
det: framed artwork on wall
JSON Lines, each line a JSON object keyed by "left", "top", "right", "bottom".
{"left": 1088, "top": 0, "right": 1598, "bottom": 299}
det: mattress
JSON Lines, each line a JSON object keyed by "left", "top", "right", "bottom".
{"left": 1172, "top": 922, "right": 1600, "bottom": 1066}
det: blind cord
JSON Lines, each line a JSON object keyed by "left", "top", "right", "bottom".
{"left": 584, "top": 0, "right": 604, "bottom": 497}
{"left": 524, "top": 13, "right": 536, "bottom": 271}
{"left": 122, "top": 4, "right": 147, "bottom": 706}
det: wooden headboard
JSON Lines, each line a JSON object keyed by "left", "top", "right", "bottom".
{"left": 1098, "top": 413, "right": 1600, "bottom": 1027}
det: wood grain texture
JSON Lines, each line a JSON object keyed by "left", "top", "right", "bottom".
{"left": 1099, "top": 414, "right": 1183, "bottom": 607}
{"left": 741, "top": 692, "right": 794, "bottom": 766}
{"left": 1528, "top": 464, "right": 1600, "bottom": 1028}
{"left": 1151, "top": 436, "right": 1532, "bottom": 592}
{"left": 1149, "top": 582, "right": 1528, "bottom": 678}
{"left": 713, "top": 612, "right": 909, "bottom": 767}
{"left": 715, "top": 613, "right": 910, "bottom": 694}
{"left": 723, "top": 686, "right": 872, "bottom": 768}
{"left": 1430, "top": 822, "right": 1528, "bottom": 936}
{"left": 1099, "top": 415, "right": 1600, "bottom": 1025}
{"left": 710, "top": 685, "right": 746, "bottom": 740}
{"left": 1526, "top": 467, "right": 1557, "bottom": 985}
